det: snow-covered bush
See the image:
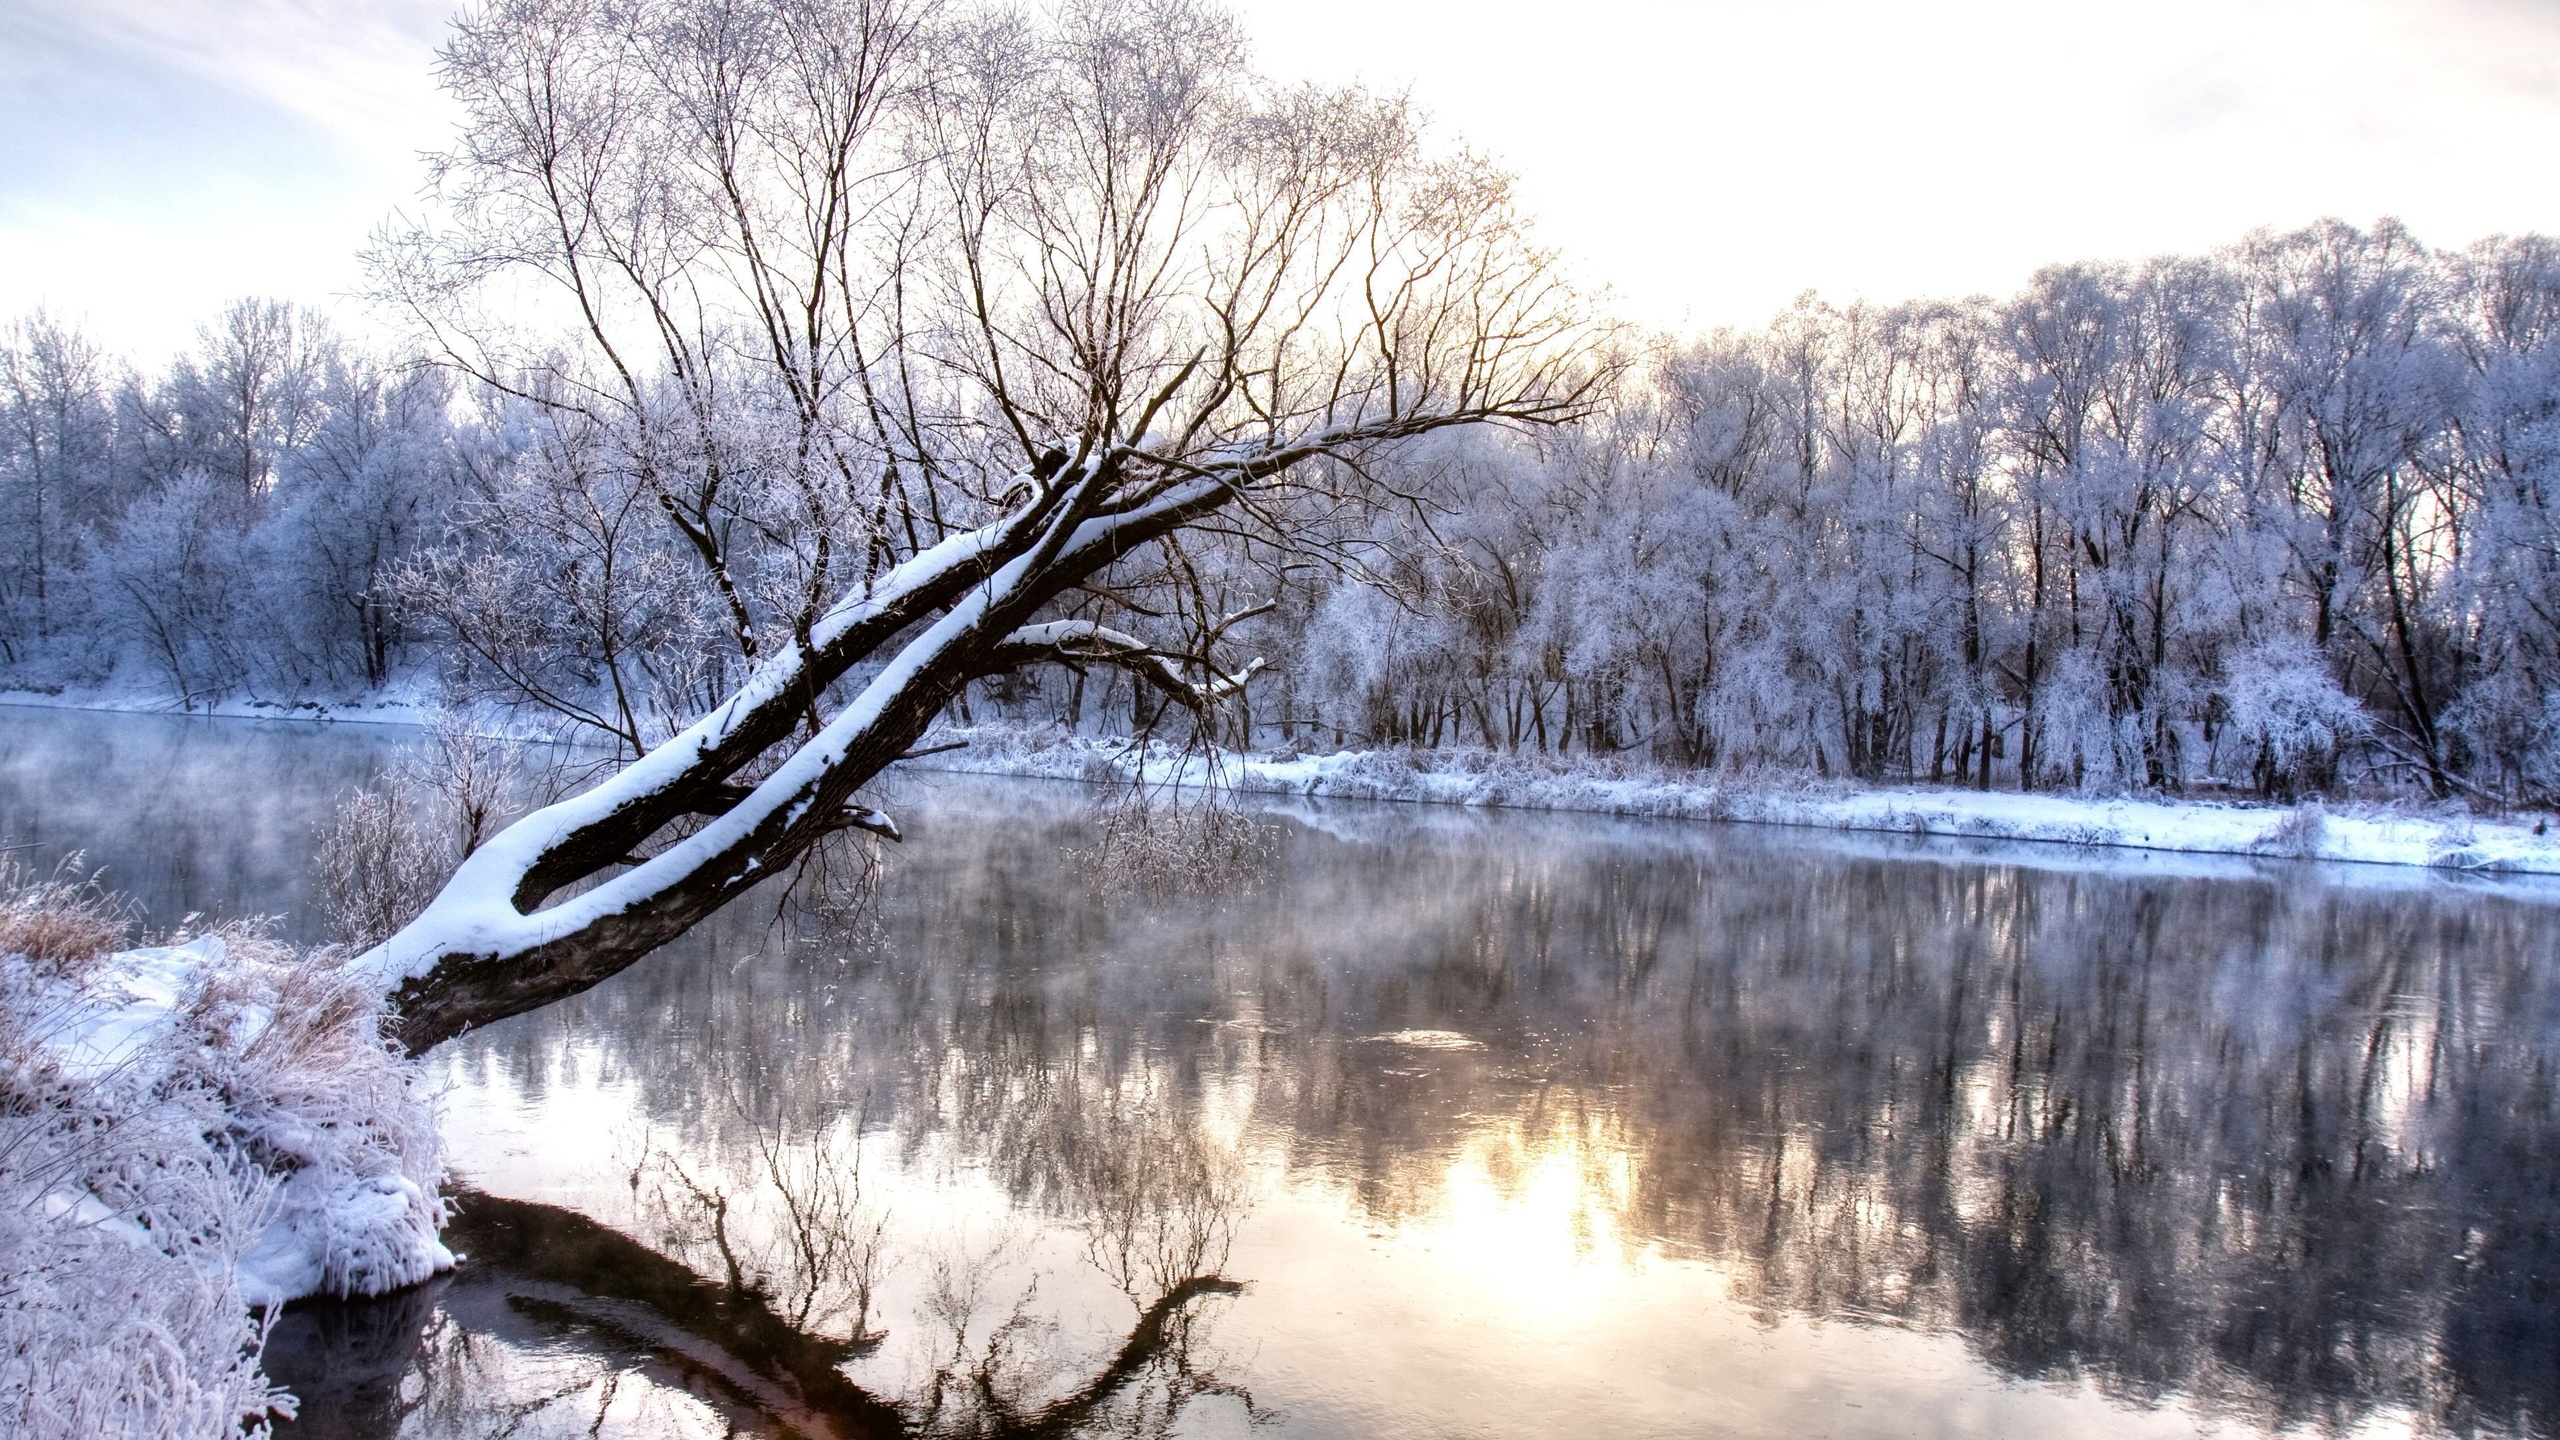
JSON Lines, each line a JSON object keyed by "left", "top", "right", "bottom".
{"left": 2445, "top": 670, "right": 2560, "bottom": 806}
{"left": 2219, "top": 640, "right": 2372, "bottom": 799}
{"left": 0, "top": 1023, "right": 285, "bottom": 1437}
{"left": 2254, "top": 800, "right": 2328, "bottom": 858}
{"left": 2030, "top": 649, "right": 2144, "bottom": 794}
{"left": 1299, "top": 577, "right": 1472, "bottom": 747}
{"left": 0, "top": 866, "right": 449, "bottom": 1436}
{"left": 1696, "top": 645, "right": 1821, "bottom": 776}
{"left": 191, "top": 939, "right": 451, "bottom": 1307}
{"left": 313, "top": 786, "right": 447, "bottom": 952}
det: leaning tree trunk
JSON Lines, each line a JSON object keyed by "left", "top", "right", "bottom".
{"left": 348, "top": 412, "right": 1483, "bottom": 1053}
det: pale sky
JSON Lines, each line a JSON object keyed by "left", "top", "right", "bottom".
{"left": 5, "top": 0, "right": 2560, "bottom": 359}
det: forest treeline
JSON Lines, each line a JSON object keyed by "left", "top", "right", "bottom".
{"left": 5, "top": 218, "right": 2559, "bottom": 804}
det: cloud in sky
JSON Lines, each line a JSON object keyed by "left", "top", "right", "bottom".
{"left": 5, "top": 0, "right": 2560, "bottom": 357}
{"left": 1227, "top": 0, "right": 2560, "bottom": 333}
{"left": 0, "top": 0, "right": 453, "bottom": 356}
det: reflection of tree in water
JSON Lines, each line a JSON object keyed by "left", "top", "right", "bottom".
{"left": 441, "top": 783, "right": 2560, "bottom": 1438}
{"left": 272, "top": 1109, "right": 1255, "bottom": 1439}
{"left": 628, "top": 1100, "right": 893, "bottom": 1345}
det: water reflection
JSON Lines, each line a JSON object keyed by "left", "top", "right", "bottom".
{"left": 265, "top": 1186, "right": 1248, "bottom": 1439}
{"left": 423, "top": 781, "right": 2560, "bottom": 1439}
{"left": 5, "top": 707, "right": 2557, "bottom": 1439}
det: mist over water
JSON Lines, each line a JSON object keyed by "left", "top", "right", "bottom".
{"left": 0, "top": 706, "right": 411, "bottom": 942}
{"left": 6, "top": 705, "right": 2556, "bottom": 1439}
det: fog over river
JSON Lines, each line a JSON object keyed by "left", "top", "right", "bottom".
{"left": 5, "top": 706, "right": 2556, "bottom": 1440}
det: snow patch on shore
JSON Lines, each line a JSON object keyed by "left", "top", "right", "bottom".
{"left": 910, "top": 726, "right": 2560, "bottom": 876}
{"left": 42, "top": 935, "right": 454, "bottom": 1306}
{"left": 2, "top": 931, "right": 451, "bottom": 1432}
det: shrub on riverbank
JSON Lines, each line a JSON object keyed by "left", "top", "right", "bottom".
{"left": 0, "top": 859, "right": 448, "bottom": 1437}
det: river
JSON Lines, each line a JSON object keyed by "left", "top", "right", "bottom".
{"left": 5, "top": 705, "right": 2556, "bottom": 1440}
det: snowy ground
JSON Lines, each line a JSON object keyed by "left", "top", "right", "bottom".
{"left": 910, "top": 726, "right": 2560, "bottom": 877}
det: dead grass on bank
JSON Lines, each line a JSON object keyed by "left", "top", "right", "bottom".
{"left": 0, "top": 854, "right": 133, "bottom": 974}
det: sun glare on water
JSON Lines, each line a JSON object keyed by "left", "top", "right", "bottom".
{"left": 1400, "top": 1106, "right": 1677, "bottom": 1329}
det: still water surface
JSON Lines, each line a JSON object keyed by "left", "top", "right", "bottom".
{"left": 5, "top": 706, "right": 2558, "bottom": 1439}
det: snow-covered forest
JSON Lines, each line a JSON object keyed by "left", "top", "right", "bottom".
{"left": 8, "top": 218, "right": 2558, "bottom": 804}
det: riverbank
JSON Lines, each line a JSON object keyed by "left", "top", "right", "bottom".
{"left": 908, "top": 724, "right": 2560, "bottom": 876}
{"left": 0, "top": 683, "right": 443, "bottom": 730}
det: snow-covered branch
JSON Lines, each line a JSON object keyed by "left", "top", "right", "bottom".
{"left": 986, "top": 618, "right": 1267, "bottom": 712}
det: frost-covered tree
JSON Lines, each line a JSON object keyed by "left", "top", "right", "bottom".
{"left": 2000, "top": 260, "right": 2225, "bottom": 789}
{"left": 2237, "top": 220, "right": 2460, "bottom": 790}
{"left": 261, "top": 359, "right": 465, "bottom": 690}
{"left": 0, "top": 316, "right": 117, "bottom": 664}
{"left": 32, "top": 302, "right": 464, "bottom": 704}
{"left": 161, "top": 300, "right": 335, "bottom": 500}
{"left": 2438, "top": 235, "right": 2560, "bottom": 800}
{"left": 348, "top": 0, "right": 1601, "bottom": 1049}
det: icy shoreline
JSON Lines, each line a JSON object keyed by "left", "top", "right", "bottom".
{"left": 906, "top": 726, "right": 2560, "bottom": 877}
{"left": 10, "top": 692, "right": 2559, "bottom": 876}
